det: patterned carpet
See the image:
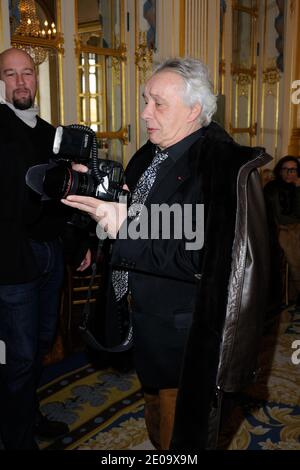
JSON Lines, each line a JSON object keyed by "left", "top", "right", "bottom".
{"left": 38, "top": 307, "right": 300, "bottom": 450}
{"left": 38, "top": 362, "right": 152, "bottom": 450}
{"left": 219, "top": 307, "right": 300, "bottom": 450}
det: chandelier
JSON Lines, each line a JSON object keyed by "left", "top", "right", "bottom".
{"left": 13, "top": 0, "right": 57, "bottom": 66}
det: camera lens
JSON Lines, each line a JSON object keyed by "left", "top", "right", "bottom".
{"left": 43, "top": 165, "right": 96, "bottom": 199}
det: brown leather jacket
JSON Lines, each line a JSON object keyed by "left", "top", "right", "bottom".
{"left": 171, "top": 125, "right": 272, "bottom": 450}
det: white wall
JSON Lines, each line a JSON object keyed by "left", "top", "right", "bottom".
{"left": 0, "top": 0, "right": 12, "bottom": 51}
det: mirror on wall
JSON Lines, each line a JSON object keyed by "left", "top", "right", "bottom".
{"left": 76, "top": 0, "right": 126, "bottom": 163}
{"left": 77, "top": 0, "right": 121, "bottom": 49}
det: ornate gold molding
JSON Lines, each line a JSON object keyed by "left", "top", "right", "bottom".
{"left": 232, "top": 0, "right": 258, "bottom": 17}
{"left": 231, "top": 65, "right": 256, "bottom": 97}
{"left": 231, "top": 65, "right": 256, "bottom": 77}
{"left": 11, "top": 0, "right": 64, "bottom": 61}
{"left": 75, "top": 38, "right": 127, "bottom": 60}
{"left": 111, "top": 57, "right": 121, "bottom": 85}
{"left": 135, "top": 31, "right": 153, "bottom": 84}
{"left": 233, "top": 72, "right": 251, "bottom": 96}
{"left": 229, "top": 123, "right": 257, "bottom": 137}
{"left": 262, "top": 65, "right": 281, "bottom": 96}
{"left": 12, "top": 33, "right": 65, "bottom": 55}
{"left": 96, "top": 128, "right": 128, "bottom": 145}
{"left": 263, "top": 68, "right": 280, "bottom": 85}
{"left": 78, "top": 20, "right": 102, "bottom": 34}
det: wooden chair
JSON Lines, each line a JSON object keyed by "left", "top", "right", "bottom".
{"left": 62, "top": 264, "right": 102, "bottom": 332}
{"left": 284, "top": 260, "right": 289, "bottom": 306}
{"left": 42, "top": 264, "right": 102, "bottom": 363}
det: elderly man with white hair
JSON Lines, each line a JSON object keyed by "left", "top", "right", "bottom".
{"left": 63, "top": 57, "right": 271, "bottom": 450}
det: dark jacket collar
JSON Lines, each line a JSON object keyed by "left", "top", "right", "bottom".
{"left": 160, "top": 126, "right": 207, "bottom": 163}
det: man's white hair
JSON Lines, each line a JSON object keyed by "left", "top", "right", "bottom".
{"left": 154, "top": 57, "right": 217, "bottom": 127}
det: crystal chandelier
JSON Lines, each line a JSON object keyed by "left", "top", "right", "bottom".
{"left": 13, "top": 0, "right": 56, "bottom": 66}
{"left": 15, "top": 0, "right": 41, "bottom": 37}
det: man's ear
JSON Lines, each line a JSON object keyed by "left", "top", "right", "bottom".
{"left": 0, "top": 80, "right": 6, "bottom": 103}
{"left": 34, "top": 73, "right": 39, "bottom": 101}
{"left": 188, "top": 103, "right": 202, "bottom": 122}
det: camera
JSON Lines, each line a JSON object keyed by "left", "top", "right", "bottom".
{"left": 26, "top": 125, "right": 129, "bottom": 203}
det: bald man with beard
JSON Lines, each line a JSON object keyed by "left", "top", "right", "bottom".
{"left": 0, "top": 48, "right": 90, "bottom": 450}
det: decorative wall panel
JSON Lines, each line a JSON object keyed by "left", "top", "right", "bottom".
{"left": 257, "top": 0, "right": 282, "bottom": 161}
{"left": 229, "top": 0, "right": 258, "bottom": 147}
{"left": 76, "top": 0, "right": 127, "bottom": 164}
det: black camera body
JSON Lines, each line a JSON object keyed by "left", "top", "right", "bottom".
{"left": 26, "top": 125, "right": 128, "bottom": 203}
{"left": 53, "top": 125, "right": 93, "bottom": 163}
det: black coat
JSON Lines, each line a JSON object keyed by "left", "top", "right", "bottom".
{"left": 0, "top": 104, "right": 56, "bottom": 283}
{"left": 111, "top": 121, "right": 267, "bottom": 377}
{"left": 0, "top": 104, "right": 89, "bottom": 284}
{"left": 109, "top": 121, "right": 270, "bottom": 449}
{"left": 112, "top": 135, "right": 202, "bottom": 389}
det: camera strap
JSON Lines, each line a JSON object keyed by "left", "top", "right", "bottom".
{"left": 79, "top": 239, "right": 133, "bottom": 352}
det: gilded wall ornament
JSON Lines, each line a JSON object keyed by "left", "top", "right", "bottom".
{"left": 135, "top": 31, "right": 153, "bottom": 84}
{"left": 263, "top": 68, "right": 281, "bottom": 95}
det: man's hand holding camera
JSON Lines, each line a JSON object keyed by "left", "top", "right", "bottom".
{"left": 62, "top": 194, "right": 128, "bottom": 239}
{"left": 63, "top": 163, "right": 128, "bottom": 239}
{"left": 25, "top": 126, "right": 130, "bottom": 238}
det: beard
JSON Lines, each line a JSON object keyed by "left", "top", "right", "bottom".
{"left": 12, "top": 90, "right": 33, "bottom": 110}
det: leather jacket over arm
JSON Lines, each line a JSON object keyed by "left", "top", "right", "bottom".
{"left": 171, "top": 128, "right": 272, "bottom": 451}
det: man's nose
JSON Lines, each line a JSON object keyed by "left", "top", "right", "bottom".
{"left": 141, "top": 103, "right": 152, "bottom": 120}
{"left": 16, "top": 74, "right": 25, "bottom": 85}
